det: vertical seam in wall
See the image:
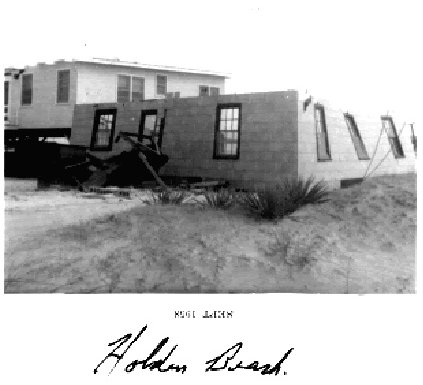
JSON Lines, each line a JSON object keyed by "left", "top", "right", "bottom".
{"left": 74, "top": 64, "right": 79, "bottom": 104}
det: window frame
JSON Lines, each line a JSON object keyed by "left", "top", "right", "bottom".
{"left": 117, "top": 74, "right": 131, "bottom": 103}
{"left": 21, "top": 73, "right": 33, "bottom": 106}
{"left": 90, "top": 108, "right": 117, "bottom": 151}
{"left": 199, "top": 85, "right": 209, "bottom": 96}
{"left": 381, "top": 116, "right": 405, "bottom": 159}
{"left": 131, "top": 76, "right": 145, "bottom": 102}
{"left": 344, "top": 113, "right": 369, "bottom": 160}
{"left": 210, "top": 87, "right": 220, "bottom": 96}
{"left": 139, "top": 109, "right": 158, "bottom": 142}
{"left": 156, "top": 74, "right": 167, "bottom": 96}
{"left": 213, "top": 103, "right": 242, "bottom": 160}
{"left": 410, "top": 123, "right": 417, "bottom": 154}
{"left": 314, "top": 104, "right": 331, "bottom": 161}
{"left": 4, "top": 80, "right": 9, "bottom": 121}
{"left": 56, "top": 69, "right": 71, "bottom": 104}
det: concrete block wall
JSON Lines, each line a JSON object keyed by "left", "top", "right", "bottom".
{"left": 75, "top": 63, "right": 225, "bottom": 103}
{"left": 161, "top": 91, "right": 299, "bottom": 189}
{"left": 297, "top": 97, "right": 416, "bottom": 187}
{"left": 71, "top": 99, "right": 167, "bottom": 159}
{"left": 71, "top": 91, "right": 299, "bottom": 188}
{"left": 16, "top": 62, "right": 77, "bottom": 128}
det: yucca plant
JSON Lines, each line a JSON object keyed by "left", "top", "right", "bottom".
{"left": 241, "top": 188, "right": 282, "bottom": 219}
{"left": 242, "top": 177, "right": 328, "bottom": 220}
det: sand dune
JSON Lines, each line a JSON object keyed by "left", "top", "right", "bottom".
{"left": 4, "top": 174, "right": 416, "bottom": 293}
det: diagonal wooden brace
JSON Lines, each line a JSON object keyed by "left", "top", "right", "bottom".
{"left": 117, "top": 132, "right": 168, "bottom": 191}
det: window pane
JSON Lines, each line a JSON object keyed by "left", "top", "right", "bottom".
{"left": 210, "top": 87, "right": 220, "bottom": 96}
{"left": 99, "top": 114, "right": 113, "bottom": 130}
{"left": 226, "top": 108, "right": 233, "bottom": 120}
{"left": 144, "top": 114, "right": 157, "bottom": 135}
{"left": 117, "top": 75, "right": 130, "bottom": 103}
{"left": 157, "top": 75, "right": 167, "bottom": 95}
{"left": 4, "top": 81, "right": 9, "bottom": 106}
{"left": 22, "top": 74, "right": 33, "bottom": 105}
{"left": 382, "top": 118, "right": 404, "bottom": 158}
{"left": 384, "top": 119, "right": 395, "bottom": 137}
{"left": 220, "top": 108, "right": 227, "bottom": 120}
{"left": 315, "top": 106, "right": 330, "bottom": 160}
{"left": 215, "top": 105, "right": 240, "bottom": 157}
{"left": 382, "top": 119, "right": 390, "bottom": 132}
{"left": 199, "top": 86, "right": 209, "bottom": 96}
{"left": 57, "top": 70, "right": 70, "bottom": 103}
{"left": 345, "top": 115, "right": 368, "bottom": 159}
{"left": 96, "top": 131, "right": 110, "bottom": 146}
{"left": 92, "top": 111, "right": 115, "bottom": 149}
{"left": 132, "top": 77, "right": 144, "bottom": 102}
{"left": 225, "top": 143, "right": 232, "bottom": 154}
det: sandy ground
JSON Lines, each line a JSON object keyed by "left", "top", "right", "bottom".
{"left": 4, "top": 174, "right": 416, "bottom": 293}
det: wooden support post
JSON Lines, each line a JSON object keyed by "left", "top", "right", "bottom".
{"left": 118, "top": 133, "right": 168, "bottom": 191}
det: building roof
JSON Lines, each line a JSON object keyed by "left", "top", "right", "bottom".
{"left": 20, "top": 57, "right": 229, "bottom": 78}
{"left": 79, "top": 58, "right": 229, "bottom": 78}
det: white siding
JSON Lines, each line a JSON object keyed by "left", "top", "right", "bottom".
{"left": 75, "top": 63, "right": 225, "bottom": 103}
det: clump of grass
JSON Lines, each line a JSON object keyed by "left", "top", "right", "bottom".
{"left": 265, "top": 235, "right": 316, "bottom": 277}
{"left": 204, "top": 189, "right": 234, "bottom": 209}
{"left": 240, "top": 188, "right": 282, "bottom": 220}
{"left": 154, "top": 189, "right": 187, "bottom": 205}
{"left": 241, "top": 177, "right": 328, "bottom": 220}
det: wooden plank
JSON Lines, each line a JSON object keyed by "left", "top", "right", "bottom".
{"left": 190, "top": 180, "right": 227, "bottom": 188}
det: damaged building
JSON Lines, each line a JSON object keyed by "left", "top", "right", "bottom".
{"left": 4, "top": 58, "right": 417, "bottom": 189}
{"left": 71, "top": 90, "right": 416, "bottom": 189}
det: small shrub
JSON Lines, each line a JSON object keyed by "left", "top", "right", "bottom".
{"left": 265, "top": 235, "right": 316, "bottom": 276}
{"left": 204, "top": 189, "right": 234, "bottom": 209}
{"left": 240, "top": 189, "right": 282, "bottom": 220}
{"left": 241, "top": 177, "right": 328, "bottom": 220}
{"left": 279, "top": 176, "right": 329, "bottom": 215}
{"left": 154, "top": 189, "right": 187, "bottom": 205}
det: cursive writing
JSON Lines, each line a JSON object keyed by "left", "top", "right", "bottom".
{"left": 94, "top": 325, "right": 187, "bottom": 375}
{"left": 94, "top": 324, "right": 294, "bottom": 376}
{"left": 205, "top": 342, "right": 294, "bottom": 376}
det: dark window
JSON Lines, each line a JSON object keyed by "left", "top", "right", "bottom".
{"left": 344, "top": 114, "right": 369, "bottom": 160}
{"left": 4, "top": 81, "right": 8, "bottom": 121}
{"left": 214, "top": 104, "right": 241, "bottom": 159}
{"left": 22, "top": 74, "right": 33, "bottom": 105}
{"left": 90, "top": 109, "right": 117, "bottom": 151}
{"left": 314, "top": 104, "right": 331, "bottom": 161}
{"left": 156, "top": 75, "right": 167, "bottom": 95}
{"left": 117, "top": 75, "right": 130, "bottom": 103}
{"left": 4, "top": 80, "right": 9, "bottom": 106}
{"left": 132, "top": 77, "right": 145, "bottom": 102}
{"left": 381, "top": 116, "right": 404, "bottom": 158}
{"left": 57, "top": 69, "right": 70, "bottom": 103}
{"left": 210, "top": 87, "right": 220, "bottom": 96}
{"left": 139, "top": 109, "right": 164, "bottom": 150}
{"left": 410, "top": 123, "right": 417, "bottom": 154}
{"left": 199, "top": 85, "right": 209, "bottom": 96}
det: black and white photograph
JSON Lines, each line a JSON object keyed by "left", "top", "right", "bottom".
{"left": 1, "top": 0, "right": 421, "bottom": 383}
